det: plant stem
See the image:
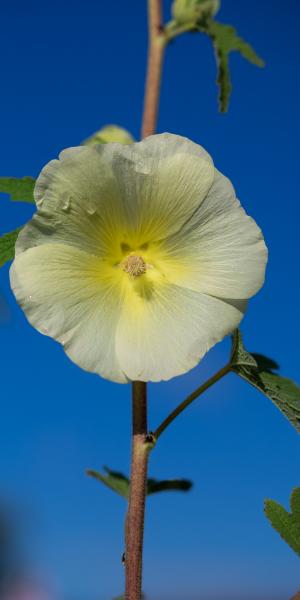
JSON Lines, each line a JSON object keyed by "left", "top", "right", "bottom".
{"left": 153, "top": 364, "right": 231, "bottom": 441}
{"left": 125, "top": 3, "right": 165, "bottom": 598}
{"left": 125, "top": 382, "right": 149, "bottom": 600}
{"left": 141, "top": 0, "right": 166, "bottom": 138}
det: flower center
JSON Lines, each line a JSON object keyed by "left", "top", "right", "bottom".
{"left": 122, "top": 254, "right": 147, "bottom": 277}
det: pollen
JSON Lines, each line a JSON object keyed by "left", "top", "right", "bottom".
{"left": 122, "top": 254, "right": 147, "bottom": 277}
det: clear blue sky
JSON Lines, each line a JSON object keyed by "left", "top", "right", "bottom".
{"left": 0, "top": 1, "right": 299, "bottom": 599}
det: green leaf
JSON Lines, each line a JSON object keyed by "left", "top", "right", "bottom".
{"left": 231, "top": 330, "right": 300, "bottom": 433}
{"left": 83, "top": 125, "right": 135, "bottom": 146}
{"left": 87, "top": 466, "right": 129, "bottom": 498}
{"left": 87, "top": 467, "right": 193, "bottom": 499}
{"left": 264, "top": 487, "right": 300, "bottom": 557}
{"left": 230, "top": 328, "right": 258, "bottom": 369}
{"left": 0, "top": 227, "right": 22, "bottom": 268}
{"left": 0, "top": 177, "right": 35, "bottom": 203}
{"left": 205, "top": 20, "right": 264, "bottom": 112}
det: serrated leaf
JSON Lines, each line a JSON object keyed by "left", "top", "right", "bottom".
{"left": 205, "top": 20, "right": 264, "bottom": 112}
{"left": 87, "top": 467, "right": 193, "bottom": 499}
{"left": 264, "top": 488, "right": 300, "bottom": 557}
{"left": 231, "top": 330, "right": 300, "bottom": 433}
{"left": 147, "top": 477, "right": 192, "bottom": 495}
{"left": 0, "top": 227, "right": 22, "bottom": 268}
{"left": 0, "top": 177, "right": 35, "bottom": 203}
{"left": 83, "top": 125, "right": 135, "bottom": 146}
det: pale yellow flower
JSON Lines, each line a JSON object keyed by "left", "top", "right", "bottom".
{"left": 10, "top": 134, "right": 267, "bottom": 383}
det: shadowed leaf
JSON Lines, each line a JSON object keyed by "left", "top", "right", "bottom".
{"left": 0, "top": 227, "right": 22, "bottom": 268}
{"left": 231, "top": 331, "right": 300, "bottom": 433}
{"left": 264, "top": 487, "right": 300, "bottom": 557}
{"left": 147, "top": 477, "right": 192, "bottom": 495}
{"left": 0, "top": 177, "right": 35, "bottom": 203}
{"left": 87, "top": 467, "right": 193, "bottom": 499}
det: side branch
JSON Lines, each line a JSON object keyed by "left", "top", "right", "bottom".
{"left": 153, "top": 364, "right": 231, "bottom": 441}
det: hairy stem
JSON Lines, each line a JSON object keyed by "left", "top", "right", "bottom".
{"left": 141, "top": 0, "right": 166, "bottom": 138}
{"left": 125, "top": 382, "right": 149, "bottom": 600}
{"left": 153, "top": 364, "right": 231, "bottom": 441}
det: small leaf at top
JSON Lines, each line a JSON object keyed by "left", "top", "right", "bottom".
{"left": 204, "top": 20, "right": 264, "bottom": 112}
{"left": 264, "top": 487, "right": 300, "bottom": 557}
{"left": 0, "top": 227, "right": 22, "bottom": 268}
{"left": 0, "top": 177, "right": 35, "bottom": 203}
{"left": 83, "top": 125, "right": 135, "bottom": 146}
{"left": 231, "top": 330, "right": 300, "bottom": 433}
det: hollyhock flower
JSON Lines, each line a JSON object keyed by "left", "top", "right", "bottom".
{"left": 10, "top": 134, "right": 267, "bottom": 383}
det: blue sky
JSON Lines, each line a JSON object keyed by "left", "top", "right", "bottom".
{"left": 0, "top": 1, "right": 299, "bottom": 599}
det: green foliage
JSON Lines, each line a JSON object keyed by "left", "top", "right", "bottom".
{"left": 87, "top": 466, "right": 192, "bottom": 499}
{"left": 0, "top": 227, "right": 22, "bottom": 268}
{"left": 87, "top": 467, "right": 130, "bottom": 499}
{"left": 205, "top": 20, "right": 264, "bottom": 112}
{"left": 264, "top": 487, "right": 300, "bottom": 557}
{"left": 0, "top": 177, "right": 35, "bottom": 203}
{"left": 83, "top": 125, "right": 135, "bottom": 146}
{"left": 172, "top": 0, "right": 220, "bottom": 24}
{"left": 231, "top": 330, "right": 300, "bottom": 434}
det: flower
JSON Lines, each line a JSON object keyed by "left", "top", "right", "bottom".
{"left": 10, "top": 134, "right": 267, "bottom": 383}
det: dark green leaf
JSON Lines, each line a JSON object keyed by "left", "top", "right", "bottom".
{"left": 264, "top": 487, "right": 300, "bottom": 557}
{"left": 0, "top": 227, "right": 22, "bottom": 268}
{"left": 205, "top": 20, "right": 264, "bottom": 112}
{"left": 251, "top": 353, "right": 279, "bottom": 372}
{"left": 0, "top": 177, "right": 35, "bottom": 203}
{"left": 87, "top": 467, "right": 193, "bottom": 499}
{"left": 231, "top": 330, "right": 300, "bottom": 433}
{"left": 147, "top": 477, "right": 192, "bottom": 495}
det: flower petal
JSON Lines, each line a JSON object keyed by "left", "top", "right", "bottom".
{"left": 10, "top": 244, "right": 127, "bottom": 383}
{"left": 155, "top": 170, "right": 267, "bottom": 299}
{"left": 19, "top": 145, "right": 127, "bottom": 259}
{"left": 116, "top": 281, "right": 246, "bottom": 382}
{"left": 109, "top": 133, "right": 215, "bottom": 242}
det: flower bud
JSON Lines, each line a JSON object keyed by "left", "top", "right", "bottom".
{"left": 172, "top": 0, "right": 220, "bottom": 25}
{"left": 83, "top": 125, "right": 134, "bottom": 146}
